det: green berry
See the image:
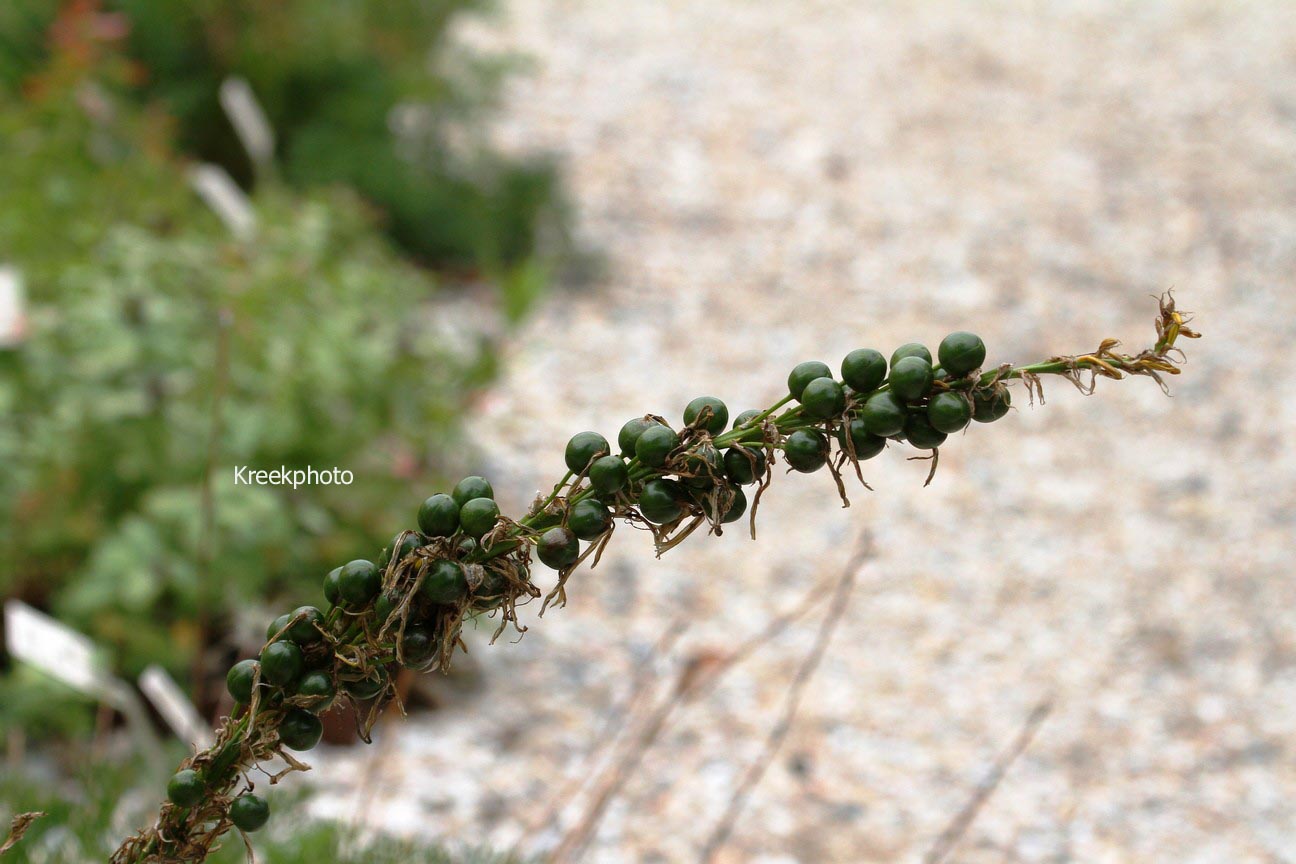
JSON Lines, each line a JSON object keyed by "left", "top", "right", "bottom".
{"left": 537, "top": 526, "right": 580, "bottom": 569}
{"left": 723, "top": 445, "right": 766, "bottom": 485}
{"left": 973, "top": 386, "right": 1011, "bottom": 423}
{"left": 841, "top": 348, "right": 887, "bottom": 394}
{"left": 459, "top": 497, "right": 501, "bottom": 538}
{"left": 637, "top": 478, "right": 683, "bottom": 524}
{"left": 860, "top": 391, "right": 906, "bottom": 437}
{"left": 277, "top": 708, "right": 323, "bottom": 751}
{"left": 618, "top": 417, "right": 655, "bottom": 456}
{"left": 568, "top": 498, "right": 612, "bottom": 540}
{"left": 788, "top": 361, "right": 832, "bottom": 399}
{"left": 701, "top": 487, "right": 747, "bottom": 524}
{"left": 927, "top": 391, "right": 972, "bottom": 433}
{"left": 266, "top": 613, "right": 291, "bottom": 642}
{"left": 417, "top": 493, "right": 460, "bottom": 537}
{"left": 230, "top": 794, "right": 270, "bottom": 832}
{"left": 800, "top": 377, "right": 846, "bottom": 419}
{"left": 400, "top": 625, "right": 437, "bottom": 668}
{"left": 373, "top": 591, "right": 397, "bottom": 624}
{"left": 389, "top": 532, "right": 422, "bottom": 567}
{"left": 938, "top": 331, "right": 986, "bottom": 376}
{"left": 588, "top": 455, "right": 629, "bottom": 494}
{"left": 422, "top": 559, "right": 468, "bottom": 604}
{"left": 683, "top": 396, "right": 729, "bottom": 435}
{"left": 295, "top": 671, "right": 336, "bottom": 714}
{"left": 565, "top": 431, "right": 611, "bottom": 474}
{"left": 451, "top": 476, "right": 494, "bottom": 507}
{"left": 167, "top": 769, "right": 204, "bottom": 807}
{"left": 338, "top": 559, "right": 380, "bottom": 605}
{"left": 635, "top": 424, "right": 680, "bottom": 467}
{"left": 836, "top": 419, "right": 886, "bottom": 460}
{"left": 903, "top": 412, "right": 947, "bottom": 450}
{"left": 732, "top": 409, "right": 762, "bottom": 429}
{"left": 342, "top": 669, "right": 388, "bottom": 700}
{"left": 259, "top": 641, "right": 304, "bottom": 687}
{"left": 889, "top": 356, "right": 934, "bottom": 402}
{"left": 783, "top": 429, "right": 829, "bottom": 473}
{"left": 226, "top": 659, "right": 259, "bottom": 704}
{"left": 286, "top": 606, "right": 323, "bottom": 644}
{"left": 890, "top": 343, "right": 932, "bottom": 367}
{"left": 681, "top": 444, "right": 724, "bottom": 488}
{"left": 323, "top": 567, "right": 342, "bottom": 605}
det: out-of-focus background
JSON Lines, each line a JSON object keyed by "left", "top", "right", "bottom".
{"left": 2, "top": 1, "right": 1294, "bottom": 862}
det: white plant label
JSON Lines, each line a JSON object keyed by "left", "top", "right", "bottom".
{"left": 4, "top": 599, "right": 105, "bottom": 693}
{"left": 219, "top": 77, "right": 275, "bottom": 170}
{"left": 188, "top": 163, "right": 257, "bottom": 240}
{"left": 140, "top": 664, "right": 214, "bottom": 748}
{"left": 0, "top": 265, "right": 26, "bottom": 347}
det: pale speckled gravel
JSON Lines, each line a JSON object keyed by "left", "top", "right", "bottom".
{"left": 306, "top": 2, "right": 1296, "bottom": 862}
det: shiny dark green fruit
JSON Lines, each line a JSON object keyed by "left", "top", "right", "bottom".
{"left": 927, "top": 391, "right": 972, "bottom": 433}
{"left": 788, "top": 361, "right": 832, "bottom": 399}
{"left": 638, "top": 478, "right": 683, "bottom": 524}
{"left": 903, "top": 412, "right": 947, "bottom": 449}
{"left": 699, "top": 486, "right": 747, "bottom": 523}
{"left": 973, "top": 387, "right": 1012, "bottom": 423}
{"left": 800, "top": 377, "right": 846, "bottom": 419}
{"left": 537, "top": 526, "right": 580, "bottom": 569}
{"left": 400, "top": 625, "right": 437, "bottom": 668}
{"left": 230, "top": 794, "right": 270, "bottom": 832}
{"left": 226, "top": 659, "right": 259, "bottom": 704}
{"left": 569, "top": 498, "right": 612, "bottom": 540}
{"left": 618, "top": 417, "right": 655, "bottom": 456}
{"left": 860, "top": 391, "right": 906, "bottom": 437}
{"left": 277, "top": 708, "right": 323, "bottom": 751}
{"left": 296, "top": 671, "right": 336, "bottom": 714}
{"left": 890, "top": 342, "right": 932, "bottom": 367}
{"left": 322, "top": 566, "right": 342, "bottom": 605}
{"left": 373, "top": 591, "right": 397, "bottom": 624}
{"left": 783, "top": 429, "right": 829, "bottom": 473}
{"left": 459, "top": 497, "right": 500, "bottom": 538}
{"left": 451, "top": 476, "right": 494, "bottom": 507}
{"left": 167, "top": 769, "right": 204, "bottom": 807}
{"left": 938, "top": 331, "right": 986, "bottom": 376}
{"left": 388, "top": 531, "right": 423, "bottom": 567}
{"left": 417, "top": 493, "right": 460, "bottom": 537}
{"left": 565, "top": 431, "right": 611, "bottom": 474}
{"left": 732, "top": 409, "right": 762, "bottom": 429}
{"left": 342, "top": 669, "right": 388, "bottom": 701}
{"left": 681, "top": 444, "right": 723, "bottom": 488}
{"left": 588, "top": 455, "right": 629, "bottom": 494}
{"left": 260, "top": 641, "right": 304, "bottom": 687}
{"left": 422, "top": 559, "right": 468, "bottom": 604}
{"left": 683, "top": 396, "right": 729, "bottom": 435}
{"left": 723, "top": 446, "right": 766, "bottom": 485}
{"left": 286, "top": 606, "right": 324, "bottom": 644}
{"left": 635, "top": 424, "right": 680, "bottom": 468}
{"left": 266, "top": 613, "right": 291, "bottom": 642}
{"left": 836, "top": 418, "right": 886, "bottom": 460}
{"left": 889, "top": 356, "right": 934, "bottom": 402}
{"left": 841, "top": 348, "right": 887, "bottom": 394}
{"left": 338, "top": 559, "right": 380, "bottom": 605}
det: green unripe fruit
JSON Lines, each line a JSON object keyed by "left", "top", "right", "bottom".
{"left": 323, "top": 567, "right": 342, "bottom": 605}
{"left": 565, "top": 431, "right": 611, "bottom": 474}
{"left": 451, "top": 476, "right": 494, "bottom": 507}
{"left": 927, "top": 391, "right": 972, "bottom": 433}
{"left": 226, "top": 659, "right": 259, "bottom": 704}
{"left": 296, "top": 671, "right": 336, "bottom": 714}
{"left": 230, "top": 794, "right": 270, "bottom": 832}
{"left": 860, "top": 391, "right": 906, "bottom": 437}
{"left": 937, "top": 331, "right": 986, "bottom": 376}
{"left": 417, "top": 493, "right": 460, "bottom": 538}
{"left": 459, "top": 497, "right": 501, "bottom": 538}
{"left": 342, "top": 669, "right": 388, "bottom": 700}
{"left": 800, "top": 377, "right": 846, "bottom": 419}
{"left": 286, "top": 606, "right": 323, "bottom": 644}
{"left": 635, "top": 424, "right": 680, "bottom": 467}
{"left": 683, "top": 396, "right": 729, "bottom": 435}
{"left": 422, "top": 559, "right": 468, "bottom": 604}
{"left": 890, "top": 342, "right": 932, "bottom": 367}
{"left": 259, "top": 641, "right": 304, "bottom": 687}
{"left": 732, "top": 409, "right": 762, "bottom": 429}
{"left": 400, "top": 625, "right": 437, "bottom": 668}
{"left": 889, "top": 356, "right": 934, "bottom": 402}
{"left": 783, "top": 429, "right": 829, "bottom": 473}
{"left": 277, "top": 709, "right": 323, "bottom": 751}
{"left": 618, "top": 417, "right": 655, "bottom": 456}
{"left": 167, "top": 769, "right": 204, "bottom": 807}
{"left": 637, "top": 479, "right": 683, "bottom": 524}
{"left": 266, "top": 613, "right": 291, "bottom": 642}
{"left": 537, "top": 526, "right": 580, "bottom": 569}
{"left": 588, "top": 455, "right": 629, "bottom": 494}
{"left": 338, "top": 559, "right": 380, "bottom": 605}
{"left": 389, "top": 532, "right": 422, "bottom": 567}
{"left": 681, "top": 444, "right": 724, "bottom": 488}
{"left": 373, "top": 591, "right": 397, "bottom": 624}
{"left": 569, "top": 498, "right": 612, "bottom": 540}
{"left": 903, "top": 412, "right": 948, "bottom": 449}
{"left": 836, "top": 419, "right": 886, "bottom": 460}
{"left": 973, "top": 387, "right": 1012, "bottom": 423}
{"left": 788, "top": 361, "right": 832, "bottom": 399}
{"left": 723, "top": 445, "right": 766, "bottom": 485}
{"left": 841, "top": 348, "right": 887, "bottom": 394}
{"left": 700, "top": 486, "right": 747, "bottom": 524}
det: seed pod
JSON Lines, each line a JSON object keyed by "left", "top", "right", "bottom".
{"left": 788, "top": 361, "right": 832, "bottom": 400}
{"left": 565, "top": 431, "right": 611, "bottom": 474}
{"left": 451, "top": 476, "right": 494, "bottom": 506}
{"left": 167, "top": 769, "right": 204, "bottom": 807}
{"left": 417, "top": 493, "right": 460, "bottom": 537}
{"left": 841, "top": 348, "right": 887, "bottom": 394}
{"left": 226, "top": 659, "right": 259, "bottom": 704}
{"left": 683, "top": 396, "right": 729, "bottom": 434}
{"left": 635, "top": 424, "right": 680, "bottom": 467}
{"left": 783, "top": 429, "right": 829, "bottom": 473}
{"left": 277, "top": 709, "right": 323, "bottom": 751}
{"left": 537, "top": 526, "right": 580, "bottom": 569}
{"left": 230, "top": 794, "right": 270, "bottom": 832}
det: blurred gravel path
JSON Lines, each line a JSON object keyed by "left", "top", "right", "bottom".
{"left": 311, "top": 2, "right": 1296, "bottom": 861}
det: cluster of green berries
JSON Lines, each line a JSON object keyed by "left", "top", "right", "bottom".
{"left": 166, "top": 770, "right": 268, "bottom": 833}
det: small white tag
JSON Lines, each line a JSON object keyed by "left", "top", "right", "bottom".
{"left": 4, "top": 600, "right": 105, "bottom": 693}
{"left": 140, "top": 665, "right": 214, "bottom": 748}
{"left": 188, "top": 163, "right": 257, "bottom": 240}
{"left": 0, "top": 265, "right": 27, "bottom": 347}
{"left": 219, "top": 77, "right": 275, "bottom": 170}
